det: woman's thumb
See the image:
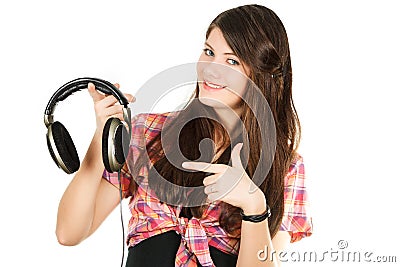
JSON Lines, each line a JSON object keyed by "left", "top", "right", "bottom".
{"left": 87, "top": 82, "right": 103, "bottom": 102}
{"left": 231, "top": 143, "right": 244, "bottom": 169}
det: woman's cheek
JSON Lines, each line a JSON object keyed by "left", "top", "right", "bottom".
{"left": 227, "top": 76, "right": 247, "bottom": 100}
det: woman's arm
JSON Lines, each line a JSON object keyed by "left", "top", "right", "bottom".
{"left": 236, "top": 193, "right": 291, "bottom": 267}
{"left": 182, "top": 143, "right": 292, "bottom": 266}
{"left": 55, "top": 83, "right": 134, "bottom": 246}
{"left": 55, "top": 131, "right": 121, "bottom": 245}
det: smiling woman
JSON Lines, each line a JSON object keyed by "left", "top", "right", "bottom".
{"left": 55, "top": 4, "right": 312, "bottom": 267}
{"left": 197, "top": 27, "right": 250, "bottom": 114}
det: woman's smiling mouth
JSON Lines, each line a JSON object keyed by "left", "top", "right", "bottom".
{"left": 202, "top": 80, "right": 226, "bottom": 91}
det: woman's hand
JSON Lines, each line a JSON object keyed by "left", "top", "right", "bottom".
{"left": 87, "top": 82, "right": 135, "bottom": 133}
{"left": 56, "top": 82, "right": 134, "bottom": 246}
{"left": 182, "top": 143, "right": 267, "bottom": 214}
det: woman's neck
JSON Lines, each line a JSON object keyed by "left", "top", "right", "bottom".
{"left": 213, "top": 106, "right": 243, "bottom": 141}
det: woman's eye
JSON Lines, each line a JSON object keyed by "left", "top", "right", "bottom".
{"left": 227, "top": 58, "right": 239, "bottom": 65}
{"left": 203, "top": 48, "right": 214, "bottom": 57}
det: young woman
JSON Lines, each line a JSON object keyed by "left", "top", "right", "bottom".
{"left": 56, "top": 4, "right": 312, "bottom": 267}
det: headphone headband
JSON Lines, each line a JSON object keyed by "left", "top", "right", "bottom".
{"left": 45, "top": 77, "right": 132, "bottom": 174}
{"left": 44, "top": 77, "right": 129, "bottom": 116}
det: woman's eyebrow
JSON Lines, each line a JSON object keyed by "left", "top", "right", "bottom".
{"left": 204, "top": 42, "right": 237, "bottom": 56}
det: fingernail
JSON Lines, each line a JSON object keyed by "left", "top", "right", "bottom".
{"left": 182, "top": 162, "right": 190, "bottom": 168}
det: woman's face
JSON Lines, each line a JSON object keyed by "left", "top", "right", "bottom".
{"left": 197, "top": 27, "right": 250, "bottom": 114}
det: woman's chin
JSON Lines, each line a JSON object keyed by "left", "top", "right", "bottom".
{"left": 198, "top": 97, "right": 228, "bottom": 109}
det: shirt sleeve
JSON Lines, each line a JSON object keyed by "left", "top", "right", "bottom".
{"left": 280, "top": 155, "right": 313, "bottom": 242}
{"left": 102, "top": 163, "right": 133, "bottom": 198}
{"left": 101, "top": 112, "right": 172, "bottom": 198}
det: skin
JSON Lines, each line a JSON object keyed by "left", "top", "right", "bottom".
{"left": 185, "top": 27, "right": 292, "bottom": 266}
{"left": 56, "top": 83, "right": 134, "bottom": 245}
{"left": 56, "top": 27, "right": 291, "bottom": 267}
{"left": 197, "top": 27, "right": 249, "bottom": 137}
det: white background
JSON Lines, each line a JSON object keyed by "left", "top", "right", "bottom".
{"left": 0, "top": 0, "right": 399, "bottom": 266}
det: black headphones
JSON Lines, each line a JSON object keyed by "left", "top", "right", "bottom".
{"left": 44, "top": 77, "right": 132, "bottom": 174}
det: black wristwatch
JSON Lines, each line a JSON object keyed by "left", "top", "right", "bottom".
{"left": 240, "top": 205, "right": 271, "bottom": 222}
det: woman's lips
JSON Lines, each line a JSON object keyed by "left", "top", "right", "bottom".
{"left": 202, "top": 80, "right": 226, "bottom": 92}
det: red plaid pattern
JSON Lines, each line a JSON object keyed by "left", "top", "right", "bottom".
{"left": 280, "top": 154, "right": 313, "bottom": 242}
{"left": 103, "top": 112, "right": 312, "bottom": 266}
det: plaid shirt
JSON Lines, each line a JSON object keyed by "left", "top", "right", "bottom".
{"left": 103, "top": 112, "right": 313, "bottom": 267}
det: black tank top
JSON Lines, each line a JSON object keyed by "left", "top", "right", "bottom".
{"left": 125, "top": 232, "right": 238, "bottom": 267}
{"left": 125, "top": 208, "right": 238, "bottom": 267}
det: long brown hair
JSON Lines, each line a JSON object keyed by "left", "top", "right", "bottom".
{"left": 129, "top": 4, "right": 300, "bottom": 239}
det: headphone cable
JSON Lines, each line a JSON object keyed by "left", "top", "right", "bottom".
{"left": 117, "top": 169, "right": 125, "bottom": 267}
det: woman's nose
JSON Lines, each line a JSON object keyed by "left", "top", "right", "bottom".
{"left": 202, "top": 62, "right": 224, "bottom": 80}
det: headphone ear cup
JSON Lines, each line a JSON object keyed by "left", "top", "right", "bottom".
{"left": 114, "top": 120, "right": 130, "bottom": 164}
{"left": 102, "top": 118, "right": 130, "bottom": 173}
{"left": 47, "top": 121, "right": 80, "bottom": 174}
{"left": 46, "top": 130, "right": 61, "bottom": 168}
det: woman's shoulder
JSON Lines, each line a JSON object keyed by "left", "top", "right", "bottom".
{"left": 133, "top": 111, "right": 180, "bottom": 122}
{"left": 130, "top": 111, "right": 181, "bottom": 148}
{"left": 286, "top": 153, "right": 304, "bottom": 178}
{"left": 133, "top": 111, "right": 180, "bottom": 130}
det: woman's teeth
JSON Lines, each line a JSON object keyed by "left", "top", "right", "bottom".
{"left": 205, "top": 81, "right": 224, "bottom": 89}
